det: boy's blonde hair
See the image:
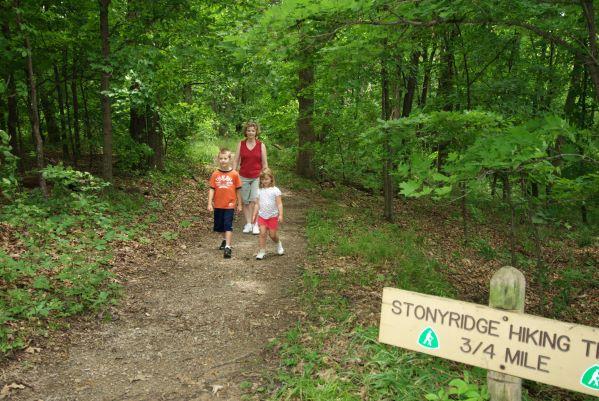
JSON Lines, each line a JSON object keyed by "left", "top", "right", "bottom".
{"left": 216, "top": 147, "right": 232, "bottom": 169}
{"left": 259, "top": 168, "right": 275, "bottom": 188}
{"left": 243, "top": 121, "right": 261, "bottom": 138}
{"left": 219, "top": 147, "right": 232, "bottom": 158}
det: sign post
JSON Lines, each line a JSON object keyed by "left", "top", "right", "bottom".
{"left": 378, "top": 267, "right": 599, "bottom": 398}
{"left": 487, "top": 266, "right": 525, "bottom": 401}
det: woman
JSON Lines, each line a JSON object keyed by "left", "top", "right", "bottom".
{"left": 233, "top": 121, "right": 268, "bottom": 234}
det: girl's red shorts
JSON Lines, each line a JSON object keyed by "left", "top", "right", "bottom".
{"left": 257, "top": 216, "right": 279, "bottom": 230}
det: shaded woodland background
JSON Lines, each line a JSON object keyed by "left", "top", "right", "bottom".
{"left": 0, "top": 2, "right": 597, "bottom": 399}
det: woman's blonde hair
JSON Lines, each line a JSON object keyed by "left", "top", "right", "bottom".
{"left": 243, "top": 121, "right": 261, "bottom": 138}
{"left": 259, "top": 168, "right": 275, "bottom": 188}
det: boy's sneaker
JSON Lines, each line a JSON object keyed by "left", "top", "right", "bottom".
{"left": 224, "top": 246, "right": 232, "bottom": 259}
{"left": 218, "top": 240, "right": 226, "bottom": 250}
{"left": 276, "top": 241, "right": 285, "bottom": 255}
{"left": 252, "top": 223, "right": 260, "bottom": 235}
{"left": 242, "top": 223, "right": 252, "bottom": 233}
{"left": 256, "top": 250, "right": 266, "bottom": 260}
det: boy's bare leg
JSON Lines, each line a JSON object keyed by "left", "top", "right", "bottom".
{"left": 259, "top": 225, "right": 267, "bottom": 249}
{"left": 225, "top": 231, "right": 232, "bottom": 246}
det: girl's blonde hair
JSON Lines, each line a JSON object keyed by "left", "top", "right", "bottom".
{"left": 259, "top": 168, "right": 275, "bottom": 188}
{"left": 243, "top": 121, "right": 261, "bottom": 138}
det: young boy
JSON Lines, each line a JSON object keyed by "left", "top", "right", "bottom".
{"left": 207, "top": 148, "right": 242, "bottom": 258}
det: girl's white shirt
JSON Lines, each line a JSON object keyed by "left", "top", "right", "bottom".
{"left": 257, "top": 186, "right": 282, "bottom": 219}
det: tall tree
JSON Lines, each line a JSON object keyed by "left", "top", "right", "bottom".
{"left": 15, "top": 0, "right": 48, "bottom": 197}
{"left": 99, "top": 0, "right": 112, "bottom": 181}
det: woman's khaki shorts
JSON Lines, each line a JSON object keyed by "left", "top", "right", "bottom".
{"left": 240, "top": 176, "right": 259, "bottom": 204}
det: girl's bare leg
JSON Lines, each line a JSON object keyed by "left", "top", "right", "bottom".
{"left": 268, "top": 229, "right": 279, "bottom": 244}
{"left": 259, "top": 225, "right": 268, "bottom": 249}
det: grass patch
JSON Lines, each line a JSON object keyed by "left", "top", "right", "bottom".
{"left": 254, "top": 200, "right": 473, "bottom": 400}
{"left": 253, "top": 187, "right": 593, "bottom": 401}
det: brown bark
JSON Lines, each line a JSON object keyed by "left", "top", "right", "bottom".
{"left": 16, "top": 0, "right": 48, "bottom": 197}
{"left": 53, "top": 64, "right": 70, "bottom": 160}
{"left": 6, "top": 73, "right": 21, "bottom": 164}
{"left": 456, "top": 24, "right": 472, "bottom": 110}
{"left": 62, "top": 48, "right": 75, "bottom": 164}
{"left": 71, "top": 53, "right": 80, "bottom": 164}
{"left": 296, "top": 58, "right": 316, "bottom": 179}
{"left": 419, "top": 44, "right": 436, "bottom": 108}
{"left": 80, "top": 80, "right": 93, "bottom": 167}
{"left": 438, "top": 28, "right": 456, "bottom": 111}
{"left": 40, "top": 85, "right": 60, "bottom": 144}
{"left": 581, "top": 0, "right": 599, "bottom": 101}
{"left": 381, "top": 54, "right": 393, "bottom": 222}
{"left": 148, "top": 110, "right": 163, "bottom": 170}
{"left": 402, "top": 50, "right": 420, "bottom": 117}
{"left": 564, "top": 59, "right": 582, "bottom": 124}
{"left": 99, "top": 0, "right": 113, "bottom": 181}
{"left": 129, "top": 82, "right": 145, "bottom": 143}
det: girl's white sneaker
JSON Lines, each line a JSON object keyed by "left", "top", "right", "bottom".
{"left": 242, "top": 223, "right": 252, "bottom": 233}
{"left": 252, "top": 223, "right": 260, "bottom": 235}
{"left": 276, "top": 241, "right": 285, "bottom": 255}
{"left": 256, "top": 250, "right": 266, "bottom": 260}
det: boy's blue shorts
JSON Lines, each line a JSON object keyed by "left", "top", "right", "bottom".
{"left": 213, "top": 208, "right": 235, "bottom": 232}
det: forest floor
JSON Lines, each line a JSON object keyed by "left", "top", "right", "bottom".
{"left": 0, "top": 177, "right": 310, "bottom": 401}
{"left": 0, "top": 170, "right": 597, "bottom": 401}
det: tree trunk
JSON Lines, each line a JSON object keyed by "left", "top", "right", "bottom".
{"left": 148, "top": 110, "right": 164, "bottom": 170}
{"left": 99, "top": 0, "right": 113, "bottom": 181}
{"left": 438, "top": 28, "right": 456, "bottom": 111}
{"left": 581, "top": 0, "right": 599, "bottom": 100}
{"left": 71, "top": 53, "right": 81, "bottom": 165}
{"left": 16, "top": 0, "right": 48, "bottom": 197}
{"left": 129, "top": 83, "right": 145, "bottom": 143}
{"left": 564, "top": 59, "right": 582, "bottom": 124}
{"left": 402, "top": 50, "right": 420, "bottom": 117}
{"left": 456, "top": 24, "right": 472, "bottom": 110}
{"left": 40, "top": 86, "right": 60, "bottom": 145}
{"left": 506, "top": 175, "right": 516, "bottom": 267}
{"left": 419, "top": 43, "right": 436, "bottom": 108}
{"left": 80, "top": 80, "right": 93, "bottom": 168}
{"left": 296, "top": 56, "right": 316, "bottom": 179}
{"left": 460, "top": 181, "right": 468, "bottom": 244}
{"left": 62, "top": 48, "right": 75, "bottom": 164}
{"left": 381, "top": 53, "right": 393, "bottom": 222}
{"left": 578, "top": 67, "right": 589, "bottom": 128}
{"left": 6, "top": 73, "right": 21, "bottom": 167}
{"left": 53, "top": 64, "right": 70, "bottom": 160}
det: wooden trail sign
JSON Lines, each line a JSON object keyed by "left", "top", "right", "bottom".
{"left": 379, "top": 288, "right": 599, "bottom": 396}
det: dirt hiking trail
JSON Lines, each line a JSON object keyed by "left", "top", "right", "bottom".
{"left": 1, "top": 187, "right": 309, "bottom": 401}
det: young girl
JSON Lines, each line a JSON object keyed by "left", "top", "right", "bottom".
{"left": 252, "top": 168, "right": 284, "bottom": 260}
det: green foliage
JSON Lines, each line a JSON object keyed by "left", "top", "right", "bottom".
{"left": 0, "top": 184, "right": 145, "bottom": 353}
{"left": 425, "top": 371, "right": 489, "bottom": 401}
{"left": 42, "top": 164, "right": 110, "bottom": 194}
{"left": 0, "top": 130, "right": 18, "bottom": 201}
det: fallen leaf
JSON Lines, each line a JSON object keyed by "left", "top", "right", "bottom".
{"left": 211, "top": 384, "right": 223, "bottom": 395}
{"left": 130, "top": 373, "right": 150, "bottom": 383}
{"left": 0, "top": 383, "right": 26, "bottom": 399}
{"left": 25, "top": 346, "right": 41, "bottom": 354}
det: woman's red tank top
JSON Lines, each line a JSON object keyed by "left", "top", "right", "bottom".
{"left": 239, "top": 139, "right": 262, "bottom": 178}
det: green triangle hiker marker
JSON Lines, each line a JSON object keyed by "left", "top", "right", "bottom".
{"left": 580, "top": 364, "right": 599, "bottom": 391}
{"left": 417, "top": 327, "right": 439, "bottom": 350}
